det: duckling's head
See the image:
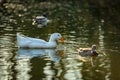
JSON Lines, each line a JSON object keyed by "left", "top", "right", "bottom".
{"left": 92, "top": 45, "right": 97, "bottom": 51}
{"left": 50, "top": 33, "right": 64, "bottom": 43}
{"left": 91, "top": 45, "right": 98, "bottom": 56}
{"left": 42, "top": 14, "right": 47, "bottom": 17}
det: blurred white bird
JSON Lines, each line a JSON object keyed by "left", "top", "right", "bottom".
{"left": 17, "top": 33, "right": 64, "bottom": 48}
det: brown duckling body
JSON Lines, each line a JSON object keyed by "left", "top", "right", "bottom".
{"left": 77, "top": 45, "right": 98, "bottom": 57}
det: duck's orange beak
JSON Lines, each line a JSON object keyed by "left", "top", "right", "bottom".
{"left": 59, "top": 37, "right": 64, "bottom": 43}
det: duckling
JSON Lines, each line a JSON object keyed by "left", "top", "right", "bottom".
{"left": 32, "top": 15, "right": 50, "bottom": 28}
{"left": 77, "top": 45, "right": 98, "bottom": 57}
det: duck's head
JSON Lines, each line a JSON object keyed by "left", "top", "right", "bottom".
{"left": 92, "top": 45, "right": 97, "bottom": 51}
{"left": 91, "top": 45, "right": 98, "bottom": 56}
{"left": 49, "top": 33, "right": 64, "bottom": 43}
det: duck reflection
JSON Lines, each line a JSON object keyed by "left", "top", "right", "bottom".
{"left": 17, "top": 48, "right": 64, "bottom": 62}
{"left": 77, "top": 52, "right": 98, "bottom": 67}
{"left": 77, "top": 55, "right": 98, "bottom": 67}
{"left": 16, "top": 49, "right": 64, "bottom": 80}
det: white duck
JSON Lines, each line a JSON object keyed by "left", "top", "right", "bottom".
{"left": 17, "top": 33, "right": 64, "bottom": 48}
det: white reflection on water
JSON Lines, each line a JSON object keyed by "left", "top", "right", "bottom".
{"left": 0, "top": 51, "right": 13, "bottom": 80}
{"left": 98, "top": 24, "right": 111, "bottom": 80}
{"left": 16, "top": 48, "right": 64, "bottom": 80}
{"left": 63, "top": 57, "right": 83, "bottom": 80}
{"left": 16, "top": 58, "right": 31, "bottom": 80}
{"left": 17, "top": 49, "right": 64, "bottom": 62}
{"left": 17, "top": 49, "right": 47, "bottom": 59}
{"left": 43, "top": 63, "right": 55, "bottom": 80}
{"left": 98, "top": 25, "right": 105, "bottom": 52}
{"left": 0, "top": 34, "right": 15, "bottom": 80}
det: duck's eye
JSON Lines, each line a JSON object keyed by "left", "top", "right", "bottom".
{"left": 58, "top": 35, "right": 60, "bottom": 36}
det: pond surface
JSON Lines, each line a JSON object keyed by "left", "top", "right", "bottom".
{"left": 0, "top": 1, "right": 120, "bottom": 80}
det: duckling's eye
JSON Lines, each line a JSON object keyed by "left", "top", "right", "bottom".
{"left": 58, "top": 34, "right": 60, "bottom": 36}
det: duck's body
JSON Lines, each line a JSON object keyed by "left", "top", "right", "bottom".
{"left": 17, "top": 33, "right": 64, "bottom": 48}
{"left": 77, "top": 45, "right": 98, "bottom": 57}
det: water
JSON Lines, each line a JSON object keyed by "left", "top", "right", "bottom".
{"left": 0, "top": 1, "right": 120, "bottom": 80}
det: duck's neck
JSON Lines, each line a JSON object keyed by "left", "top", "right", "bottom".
{"left": 49, "top": 37, "right": 56, "bottom": 43}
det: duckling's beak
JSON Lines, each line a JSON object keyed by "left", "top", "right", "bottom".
{"left": 59, "top": 37, "right": 64, "bottom": 43}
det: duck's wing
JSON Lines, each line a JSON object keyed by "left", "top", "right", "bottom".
{"left": 77, "top": 48, "right": 92, "bottom": 56}
{"left": 17, "top": 33, "right": 47, "bottom": 43}
{"left": 77, "top": 48, "right": 91, "bottom": 52}
{"left": 27, "top": 37, "right": 47, "bottom": 43}
{"left": 79, "top": 49, "right": 91, "bottom": 53}
{"left": 17, "top": 33, "right": 47, "bottom": 47}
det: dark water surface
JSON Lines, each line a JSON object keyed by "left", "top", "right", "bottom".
{"left": 0, "top": 1, "right": 120, "bottom": 80}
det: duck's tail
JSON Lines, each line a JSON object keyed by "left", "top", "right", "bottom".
{"left": 16, "top": 33, "right": 22, "bottom": 47}
{"left": 16, "top": 33, "right": 21, "bottom": 40}
{"left": 17, "top": 33, "right": 20, "bottom": 37}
